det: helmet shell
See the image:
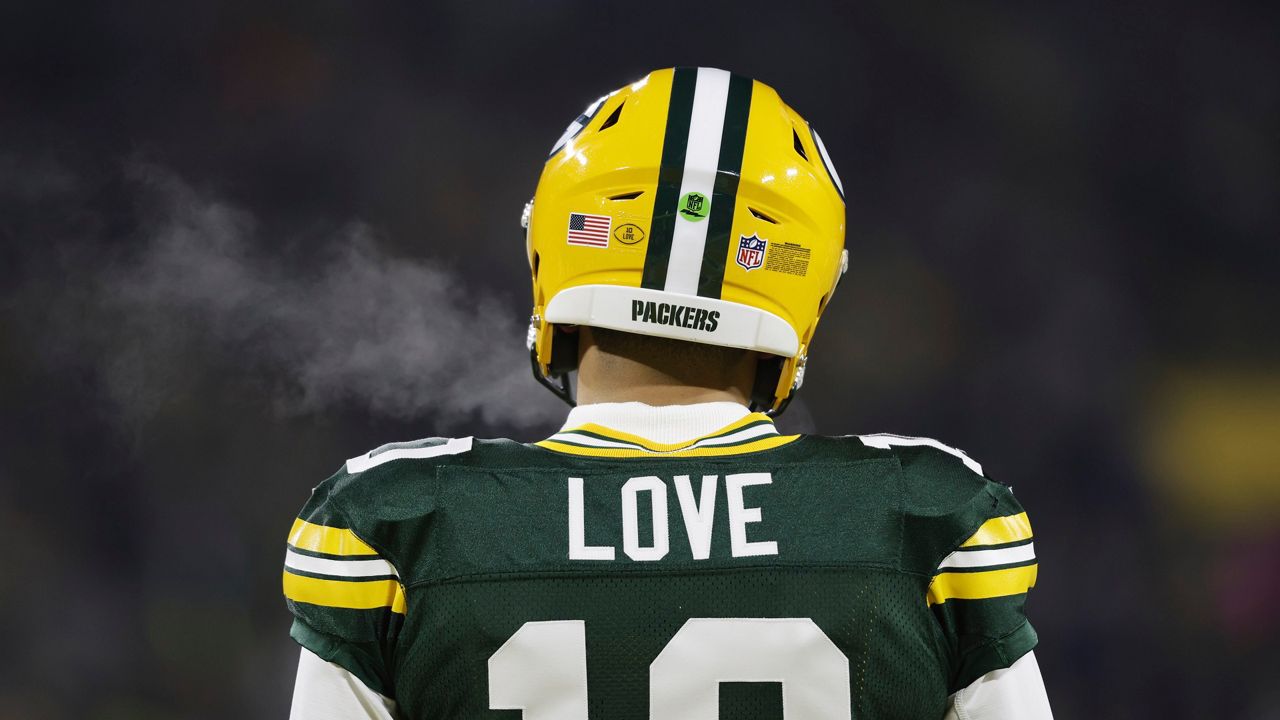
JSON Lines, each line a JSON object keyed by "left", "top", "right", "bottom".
{"left": 527, "top": 67, "right": 846, "bottom": 410}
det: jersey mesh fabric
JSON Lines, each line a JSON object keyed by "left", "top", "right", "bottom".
{"left": 283, "top": 433, "right": 1039, "bottom": 719}
{"left": 398, "top": 569, "right": 948, "bottom": 719}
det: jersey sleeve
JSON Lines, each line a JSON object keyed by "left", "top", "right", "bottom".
{"left": 928, "top": 481, "right": 1039, "bottom": 693}
{"left": 283, "top": 477, "right": 405, "bottom": 700}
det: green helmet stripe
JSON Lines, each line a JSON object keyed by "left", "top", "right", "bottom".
{"left": 697, "top": 73, "right": 754, "bottom": 298}
{"left": 640, "top": 67, "right": 697, "bottom": 290}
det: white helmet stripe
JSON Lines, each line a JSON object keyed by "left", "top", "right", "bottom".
{"left": 663, "top": 68, "right": 733, "bottom": 295}
{"left": 549, "top": 94, "right": 608, "bottom": 157}
{"left": 810, "top": 125, "right": 844, "bottom": 198}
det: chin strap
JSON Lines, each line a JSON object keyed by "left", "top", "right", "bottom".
{"left": 763, "top": 393, "right": 794, "bottom": 418}
{"left": 747, "top": 355, "right": 796, "bottom": 418}
{"left": 529, "top": 347, "right": 576, "bottom": 407}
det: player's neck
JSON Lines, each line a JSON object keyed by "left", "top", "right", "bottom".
{"left": 575, "top": 331, "right": 755, "bottom": 407}
{"left": 576, "top": 376, "right": 750, "bottom": 407}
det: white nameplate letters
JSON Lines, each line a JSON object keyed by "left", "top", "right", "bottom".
{"left": 568, "top": 473, "right": 778, "bottom": 561}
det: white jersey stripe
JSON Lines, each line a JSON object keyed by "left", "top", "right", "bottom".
{"left": 285, "top": 549, "right": 400, "bottom": 579}
{"left": 938, "top": 542, "right": 1036, "bottom": 571}
{"left": 546, "top": 433, "right": 641, "bottom": 450}
{"left": 664, "top": 67, "right": 732, "bottom": 295}
{"left": 857, "top": 434, "right": 984, "bottom": 475}
{"left": 346, "top": 436, "right": 473, "bottom": 474}
{"left": 689, "top": 422, "right": 778, "bottom": 448}
{"left": 548, "top": 422, "right": 778, "bottom": 454}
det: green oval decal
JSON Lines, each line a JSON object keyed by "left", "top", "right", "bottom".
{"left": 678, "top": 191, "right": 710, "bottom": 222}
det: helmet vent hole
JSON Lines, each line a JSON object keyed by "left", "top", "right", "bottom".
{"left": 608, "top": 190, "right": 644, "bottom": 201}
{"left": 598, "top": 101, "right": 625, "bottom": 131}
{"left": 792, "top": 127, "right": 809, "bottom": 161}
{"left": 749, "top": 207, "right": 779, "bottom": 224}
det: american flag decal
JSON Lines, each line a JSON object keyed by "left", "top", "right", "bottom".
{"left": 566, "top": 212, "right": 611, "bottom": 247}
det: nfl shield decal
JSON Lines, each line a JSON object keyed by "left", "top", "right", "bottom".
{"left": 735, "top": 234, "right": 767, "bottom": 271}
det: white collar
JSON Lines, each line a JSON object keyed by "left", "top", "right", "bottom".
{"left": 560, "top": 401, "right": 753, "bottom": 445}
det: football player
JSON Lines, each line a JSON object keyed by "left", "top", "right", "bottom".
{"left": 284, "top": 67, "right": 1053, "bottom": 719}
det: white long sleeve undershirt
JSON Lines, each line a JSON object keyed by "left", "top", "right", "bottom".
{"left": 288, "top": 401, "right": 1053, "bottom": 719}
{"left": 944, "top": 651, "right": 1053, "bottom": 720}
{"left": 291, "top": 648, "right": 398, "bottom": 720}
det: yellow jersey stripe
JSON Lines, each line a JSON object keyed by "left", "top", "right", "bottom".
{"left": 535, "top": 434, "right": 799, "bottom": 458}
{"left": 927, "top": 563, "right": 1038, "bottom": 606}
{"left": 282, "top": 571, "right": 407, "bottom": 613}
{"left": 565, "top": 413, "right": 776, "bottom": 452}
{"left": 960, "top": 512, "right": 1033, "bottom": 547}
{"left": 288, "top": 518, "right": 379, "bottom": 557}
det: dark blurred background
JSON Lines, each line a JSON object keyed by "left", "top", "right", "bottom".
{"left": 2, "top": 1, "right": 1277, "bottom": 718}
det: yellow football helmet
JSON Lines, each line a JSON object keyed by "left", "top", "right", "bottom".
{"left": 524, "top": 67, "right": 847, "bottom": 414}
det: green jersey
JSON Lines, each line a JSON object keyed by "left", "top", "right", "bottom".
{"left": 283, "top": 412, "right": 1038, "bottom": 719}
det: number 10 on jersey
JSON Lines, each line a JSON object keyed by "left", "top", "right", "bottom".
{"left": 489, "top": 618, "right": 851, "bottom": 719}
